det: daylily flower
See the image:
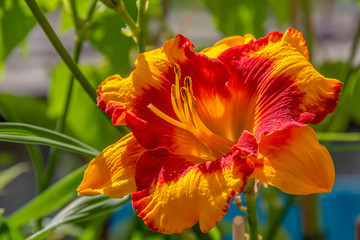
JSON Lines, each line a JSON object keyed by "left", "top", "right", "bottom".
{"left": 78, "top": 28, "right": 342, "bottom": 234}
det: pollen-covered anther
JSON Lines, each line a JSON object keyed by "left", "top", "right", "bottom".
{"left": 148, "top": 64, "right": 234, "bottom": 158}
{"left": 148, "top": 64, "right": 203, "bottom": 133}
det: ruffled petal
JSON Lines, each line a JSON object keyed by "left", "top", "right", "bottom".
{"left": 201, "top": 34, "right": 255, "bottom": 58}
{"left": 97, "top": 35, "right": 192, "bottom": 126}
{"left": 218, "top": 28, "right": 342, "bottom": 140}
{"left": 131, "top": 138, "right": 255, "bottom": 234}
{"left": 251, "top": 126, "right": 335, "bottom": 195}
{"left": 77, "top": 133, "right": 145, "bottom": 198}
{"left": 97, "top": 34, "right": 241, "bottom": 159}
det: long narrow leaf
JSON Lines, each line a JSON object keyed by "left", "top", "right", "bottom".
{"left": 316, "top": 132, "right": 360, "bottom": 142}
{"left": 27, "top": 195, "right": 130, "bottom": 240}
{"left": 0, "top": 123, "right": 99, "bottom": 157}
{"left": 6, "top": 165, "right": 86, "bottom": 229}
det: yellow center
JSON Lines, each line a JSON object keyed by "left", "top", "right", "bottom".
{"left": 148, "top": 64, "right": 233, "bottom": 159}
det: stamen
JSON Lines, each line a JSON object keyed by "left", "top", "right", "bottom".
{"left": 184, "top": 76, "right": 196, "bottom": 110}
{"left": 173, "top": 64, "right": 185, "bottom": 120}
{"left": 184, "top": 76, "right": 191, "bottom": 90}
{"left": 148, "top": 64, "right": 234, "bottom": 158}
{"left": 180, "top": 88, "right": 188, "bottom": 102}
{"left": 180, "top": 87, "right": 194, "bottom": 126}
{"left": 148, "top": 104, "right": 185, "bottom": 129}
{"left": 171, "top": 85, "right": 183, "bottom": 121}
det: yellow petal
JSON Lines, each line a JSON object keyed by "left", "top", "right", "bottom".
{"left": 218, "top": 28, "right": 342, "bottom": 140}
{"left": 251, "top": 126, "right": 335, "bottom": 195}
{"left": 201, "top": 35, "right": 255, "bottom": 58}
{"left": 97, "top": 35, "right": 192, "bottom": 126}
{"left": 77, "top": 133, "right": 145, "bottom": 198}
{"left": 132, "top": 149, "right": 254, "bottom": 233}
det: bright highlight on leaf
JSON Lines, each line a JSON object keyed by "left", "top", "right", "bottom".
{"left": 78, "top": 28, "right": 342, "bottom": 234}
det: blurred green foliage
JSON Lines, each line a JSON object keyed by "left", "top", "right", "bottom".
{"left": 1, "top": 0, "right": 360, "bottom": 239}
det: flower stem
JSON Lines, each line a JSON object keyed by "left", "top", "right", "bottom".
{"left": 301, "top": 0, "right": 313, "bottom": 58}
{"left": 264, "top": 195, "right": 297, "bottom": 240}
{"left": 243, "top": 178, "right": 259, "bottom": 240}
{"left": 41, "top": 1, "right": 97, "bottom": 191}
{"left": 301, "top": 194, "right": 324, "bottom": 240}
{"left": 24, "top": 0, "right": 97, "bottom": 102}
{"left": 25, "top": 145, "right": 44, "bottom": 194}
{"left": 41, "top": 40, "right": 84, "bottom": 191}
{"left": 342, "top": 19, "right": 360, "bottom": 91}
{"left": 115, "top": 1, "right": 138, "bottom": 32}
{"left": 109, "top": 0, "right": 147, "bottom": 53}
{"left": 136, "top": 0, "right": 148, "bottom": 53}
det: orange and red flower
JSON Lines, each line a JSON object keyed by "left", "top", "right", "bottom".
{"left": 78, "top": 28, "right": 342, "bottom": 233}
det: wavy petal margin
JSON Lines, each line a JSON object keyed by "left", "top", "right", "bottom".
{"left": 218, "top": 28, "right": 342, "bottom": 140}
{"left": 132, "top": 149, "right": 254, "bottom": 233}
{"left": 201, "top": 34, "right": 255, "bottom": 58}
{"left": 251, "top": 126, "right": 335, "bottom": 195}
{"left": 132, "top": 132, "right": 257, "bottom": 234}
{"left": 78, "top": 133, "right": 145, "bottom": 198}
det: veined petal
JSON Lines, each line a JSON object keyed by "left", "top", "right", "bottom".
{"left": 97, "top": 34, "right": 241, "bottom": 159}
{"left": 77, "top": 133, "right": 144, "bottom": 198}
{"left": 219, "top": 28, "right": 342, "bottom": 140}
{"left": 124, "top": 112, "right": 215, "bottom": 161}
{"left": 97, "top": 35, "right": 192, "bottom": 126}
{"left": 201, "top": 34, "right": 255, "bottom": 58}
{"left": 251, "top": 126, "right": 335, "bottom": 195}
{"left": 132, "top": 146, "right": 254, "bottom": 234}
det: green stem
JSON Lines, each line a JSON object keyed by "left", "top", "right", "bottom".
{"left": 264, "top": 195, "right": 297, "bottom": 240}
{"left": 302, "top": 194, "right": 324, "bottom": 240}
{"left": 192, "top": 223, "right": 213, "bottom": 240}
{"left": 324, "top": 20, "right": 360, "bottom": 132}
{"left": 42, "top": 41, "right": 82, "bottom": 191}
{"left": 110, "top": 0, "right": 147, "bottom": 53}
{"left": 136, "top": 0, "right": 147, "bottom": 53}
{"left": 342, "top": 19, "right": 360, "bottom": 92}
{"left": 41, "top": 0, "right": 93, "bottom": 190}
{"left": 115, "top": 1, "right": 138, "bottom": 32}
{"left": 290, "top": 0, "right": 298, "bottom": 28}
{"left": 86, "top": 0, "right": 99, "bottom": 21}
{"left": 24, "top": 0, "right": 97, "bottom": 102}
{"left": 243, "top": 178, "right": 259, "bottom": 240}
{"left": 25, "top": 145, "right": 44, "bottom": 194}
{"left": 302, "top": 0, "right": 313, "bottom": 59}
{"left": 69, "top": 0, "right": 80, "bottom": 29}
{"left": 26, "top": 145, "right": 44, "bottom": 230}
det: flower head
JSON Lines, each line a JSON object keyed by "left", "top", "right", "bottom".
{"left": 78, "top": 28, "right": 342, "bottom": 234}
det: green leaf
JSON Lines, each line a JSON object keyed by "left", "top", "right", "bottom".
{"left": 6, "top": 165, "right": 86, "bottom": 229}
{"left": 0, "top": 0, "right": 61, "bottom": 74}
{"left": 315, "top": 61, "right": 360, "bottom": 131}
{"left": 0, "top": 162, "right": 29, "bottom": 190}
{"left": 48, "top": 63, "right": 128, "bottom": 150}
{"left": 326, "top": 143, "right": 360, "bottom": 152}
{"left": 202, "top": 0, "right": 267, "bottom": 37}
{"left": 0, "top": 122, "right": 100, "bottom": 157}
{"left": 313, "top": 61, "right": 350, "bottom": 132}
{"left": 28, "top": 195, "right": 130, "bottom": 240}
{"left": 79, "top": 214, "right": 109, "bottom": 240}
{"left": 89, "top": 11, "right": 134, "bottom": 75}
{"left": 60, "top": 0, "right": 98, "bottom": 31}
{"left": 317, "top": 132, "right": 360, "bottom": 142}
{"left": 267, "top": 0, "right": 290, "bottom": 25}
{"left": 0, "top": 0, "right": 35, "bottom": 72}
{"left": 0, "top": 93, "right": 55, "bottom": 129}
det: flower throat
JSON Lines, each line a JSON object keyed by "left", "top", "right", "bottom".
{"left": 148, "top": 64, "right": 233, "bottom": 159}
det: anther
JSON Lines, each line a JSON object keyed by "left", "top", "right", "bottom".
{"left": 180, "top": 88, "right": 188, "bottom": 102}
{"left": 174, "top": 64, "right": 180, "bottom": 75}
{"left": 184, "top": 76, "right": 191, "bottom": 89}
